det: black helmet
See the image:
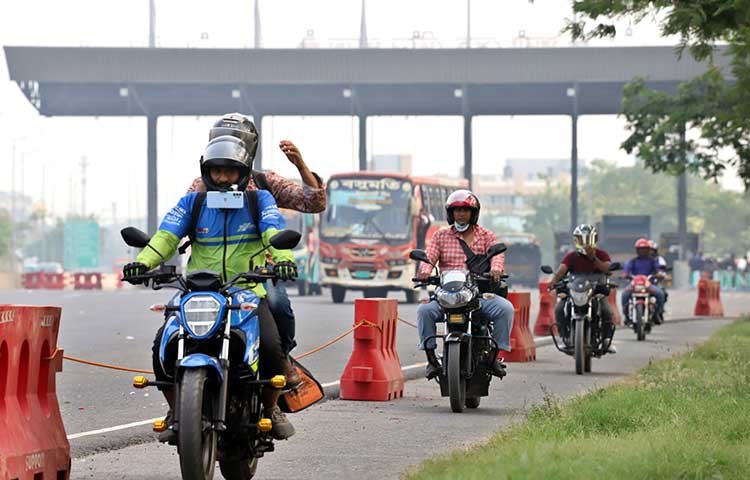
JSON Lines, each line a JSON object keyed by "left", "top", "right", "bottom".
{"left": 209, "top": 113, "right": 259, "bottom": 160}
{"left": 200, "top": 135, "right": 253, "bottom": 191}
{"left": 445, "top": 189, "right": 481, "bottom": 225}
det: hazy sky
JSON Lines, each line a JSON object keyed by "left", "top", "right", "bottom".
{"left": 0, "top": 0, "right": 741, "bottom": 224}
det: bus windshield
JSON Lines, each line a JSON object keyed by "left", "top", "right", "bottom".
{"left": 322, "top": 176, "right": 412, "bottom": 243}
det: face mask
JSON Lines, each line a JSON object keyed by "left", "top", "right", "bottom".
{"left": 454, "top": 222, "right": 470, "bottom": 232}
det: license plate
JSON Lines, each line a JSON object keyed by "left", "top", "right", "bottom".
{"left": 448, "top": 314, "right": 465, "bottom": 324}
{"left": 353, "top": 271, "right": 371, "bottom": 279}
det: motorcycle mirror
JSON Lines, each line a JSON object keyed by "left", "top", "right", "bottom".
{"left": 608, "top": 262, "right": 623, "bottom": 272}
{"left": 121, "top": 227, "right": 151, "bottom": 248}
{"left": 269, "top": 230, "right": 301, "bottom": 250}
{"left": 487, "top": 242, "right": 507, "bottom": 258}
{"left": 540, "top": 265, "right": 554, "bottom": 274}
{"left": 409, "top": 249, "right": 431, "bottom": 264}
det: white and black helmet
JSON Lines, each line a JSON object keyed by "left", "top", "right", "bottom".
{"left": 209, "top": 113, "right": 259, "bottom": 160}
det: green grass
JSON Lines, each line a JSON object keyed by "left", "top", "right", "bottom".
{"left": 405, "top": 318, "right": 750, "bottom": 480}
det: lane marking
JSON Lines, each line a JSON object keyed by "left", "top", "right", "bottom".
{"left": 67, "top": 417, "right": 163, "bottom": 440}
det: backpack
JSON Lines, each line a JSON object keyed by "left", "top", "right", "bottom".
{"left": 456, "top": 237, "right": 508, "bottom": 297}
{"left": 178, "top": 190, "right": 261, "bottom": 255}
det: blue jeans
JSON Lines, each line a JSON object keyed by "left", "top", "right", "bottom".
{"left": 621, "top": 285, "right": 665, "bottom": 316}
{"left": 265, "top": 281, "right": 296, "bottom": 355}
{"left": 417, "top": 295, "right": 515, "bottom": 351}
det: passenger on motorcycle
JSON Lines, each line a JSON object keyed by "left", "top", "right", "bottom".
{"left": 185, "top": 113, "right": 327, "bottom": 389}
{"left": 123, "top": 133, "right": 297, "bottom": 442}
{"left": 416, "top": 190, "right": 515, "bottom": 379}
{"left": 548, "top": 224, "right": 617, "bottom": 353}
{"left": 621, "top": 238, "right": 666, "bottom": 324}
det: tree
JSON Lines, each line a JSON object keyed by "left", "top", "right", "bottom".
{"left": 525, "top": 161, "right": 750, "bottom": 258}
{"left": 566, "top": 1, "right": 750, "bottom": 189}
{"left": 524, "top": 181, "right": 576, "bottom": 264}
{"left": 0, "top": 209, "right": 10, "bottom": 259}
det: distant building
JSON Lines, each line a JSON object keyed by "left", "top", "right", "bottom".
{"left": 368, "top": 154, "right": 413, "bottom": 174}
{"left": 473, "top": 158, "right": 587, "bottom": 231}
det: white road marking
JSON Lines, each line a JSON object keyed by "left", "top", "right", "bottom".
{"left": 67, "top": 417, "right": 163, "bottom": 440}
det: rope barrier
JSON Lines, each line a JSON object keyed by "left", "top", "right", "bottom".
{"left": 398, "top": 317, "right": 418, "bottom": 329}
{"left": 55, "top": 318, "right": 389, "bottom": 372}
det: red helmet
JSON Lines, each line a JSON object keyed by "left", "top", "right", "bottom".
{"left": 635, "top": 238, "right": 650, "bottom": 249}
{"left": 445, "top": 189, "right": 481, "bottom": 225}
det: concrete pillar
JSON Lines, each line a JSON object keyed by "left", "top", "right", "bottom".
{"left": 359, "top": 114, "right": 367, "bottom": 170}
{"left": 570, "top": 85, "right": 579, "bottom": 231}
{"left": 464, "top": 114, "right": 472, "bottom": 189}
{"left": 147, "top": 114, "right": 158, "bottom": 235}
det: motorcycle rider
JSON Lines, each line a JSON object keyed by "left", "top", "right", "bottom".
{"left": 621, "top": 238, "right": 666, "bottom": 324}
{"left": 547, "top": 224, "right": 617, "bottom": 353}
{"left": 416, "top": 190, "right": 515, "bottom": 379}
{"left": 123, "top": 134, "right": 298, "bottom": 442}
{"left": 186, "top": 113, "right": 327, "bottom": 388}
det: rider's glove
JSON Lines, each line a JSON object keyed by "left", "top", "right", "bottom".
{"left": 273, "top": 261, "right": 298, "bottom": 281}
{"left": 122, "top": 262, "right": 148, "bottom": 283}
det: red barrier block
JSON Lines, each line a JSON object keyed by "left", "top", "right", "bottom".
{"left": 73, "top": 272, "right": 102, "bottom": 290}
{"left": 695, "top": 279, "right": 724, "bottom": 317}
{"left": 339, "top": 298, "right": 404, "bottom": 401}
{"left": 533, "top": 281, "right": 556, "bottom": 336}
{"left": 22, "top": 272, "right": 44, "bottom": 290}
{"left": 0, "top": 305, "right": 70, "bottom": 480}
{"left": 502, "top": 292, "right": 536, "bottom": 362}
{"left": 42, "top": 273, "right": 65, "bottom": 290}
{"left": 608, "top": 288, "right": 622, "bottom": 326}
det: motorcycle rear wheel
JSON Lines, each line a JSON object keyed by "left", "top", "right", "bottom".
{"left": 178, "top": 368, "right": 217, "bottom": 480}
{"left": 446, "top": 342, "right": 466, "bottom": 413}
{"left": 465, "top": 396, "right": 481, "bottom": 409}
{"left": 219, "top": 457, "right": 259, "bottom": 480}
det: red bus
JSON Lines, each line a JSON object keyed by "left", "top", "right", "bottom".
{"left": 319, "top": 172, "right": 468, "bottom": 303}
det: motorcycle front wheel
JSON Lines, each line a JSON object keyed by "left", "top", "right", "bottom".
{"left": 219, "top": 457, "right": 259, "bottom": 480}
{"left": 446, "top": 342, "right": 466, "bottom": 413}
{"left": 636, "top": 303, "right": 646, "bottom": 341}
{"left": 574, "top": 320, "right": 587, "bottom": 375}
{"left": 178, "top": 368, "right": 218, "bottom": 480}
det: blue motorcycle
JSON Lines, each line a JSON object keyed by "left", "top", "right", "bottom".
{"left": 121, "top": 226, "right": 300, "bottom": 480}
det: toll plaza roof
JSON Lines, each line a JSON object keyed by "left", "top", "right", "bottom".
{"left": 4, "top": 45, "right": 729, "bottom": 117}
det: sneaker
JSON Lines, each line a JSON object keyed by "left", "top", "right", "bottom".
{"left": 491, "top": 357, "right": 507, "bottom": 378}
{"left": 607, "top": 343, "right": 617, "bottom": 354}
{"left": 157, "top": 411, "right": 177, "bottom": 445}
{"left": 425, "top": 362, "right": 441, "bottom": 380}
{"left": 266, "top": 406, "right": 295, "bottom": 440}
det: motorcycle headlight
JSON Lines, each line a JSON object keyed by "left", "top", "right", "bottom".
{"left": 182, "top": 294, "right": 224, "bottom": 339}
{"left": 570, "top": 289, "right": 591, "bottom": 307}
{"left": 635, "top": 286, "right": 647, "bottom": 293}
{"left": 436, "top": 286, "right": 473, "bottom": 308}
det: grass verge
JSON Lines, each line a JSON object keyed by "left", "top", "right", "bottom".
{"left": 405, "top": 317, "right": 750, "bottom": 480}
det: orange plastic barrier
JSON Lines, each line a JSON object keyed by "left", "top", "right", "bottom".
{"left": 72, "top": 272, "right": 102, "bottom": 290}
{"left": 608, "top": 288, "right": 622, "bottom": 326}
{"left": 339, "top": 298, "right": 404, "bottom": 401}
{"left": 533, "top": 281, "right": 556, "bottom": 336}
{"left": 694, "top": 279, "right": 724, "bottom": 317}
{"left": 0, "top": 305, "right": 70, "bottom": 479}
{"left": 501, "top": 292, "right": 536, "bottom": 362}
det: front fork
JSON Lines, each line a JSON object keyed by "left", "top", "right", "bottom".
{"left": 172, "top": 312, "right": 232, "bottom": 434}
